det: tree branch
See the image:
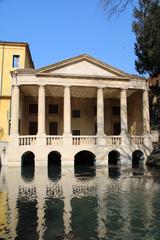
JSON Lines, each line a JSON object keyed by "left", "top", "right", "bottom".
{"left": 100, "top": 0, "right": 134, "bottom": 17}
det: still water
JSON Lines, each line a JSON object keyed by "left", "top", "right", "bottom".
{"left": 0, "top": 165, "right": 160, "bottom": 240}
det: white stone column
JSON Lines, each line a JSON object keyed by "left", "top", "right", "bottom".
{"left": 120, "top": 88, "right": 128, "bottom": 135}
{"left": 63, "top": 86, "right": 71, "bottom": 135}
{"left": 63, "top": 86, "right": 72, "bottom": 146}
{"left": 142, "top": 89, "right": 152, "bottom": 152}
{"left": 143, "top": 89, "right": 150, "bottom": 134}
{"left": 97, "top": 87, "right": 104, "bottom": 135}
{"left": 10, "top": 85, "right": 19, "bottom": 135}
{"left": 36, "top": 85, "right": 46, "bottom": 151}
{"left": 96, "top": 87, "right": 106, "bottom": 146}
{"left": 37, "top": 85, "right": 46, "bottom": 135}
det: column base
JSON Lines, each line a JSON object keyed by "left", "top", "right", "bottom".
{"left": 143, "top": 133, "right": 153, "bottom": 153}
{"left": 96, "top": 133, "right": 106, "bottom": 145}
{"left": 36, "top": 134, "right": 46, "bottom": 145}
{"left": 120, "top": 133, "right": 131, "bottom": 145}
{"left": 63, "top": 134, "right": 72, "bottom": 145}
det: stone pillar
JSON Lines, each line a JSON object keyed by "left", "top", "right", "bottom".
{"left": 37, "top": 85, "right": 46, "bottom": 135}
{"left": 120, "top": 88, "right": 128, "bottom": 135}
{"left": 63, "top": 86, "right": 72, "bottom": 145}
{"left": 97, "top": 87, "right": 104, "bottom": 135}
{"left": 96, "top": 87, "right": 106, "bottom": 145}
{"left": 63, "top": 86, "right": 71, "bottom": 135}
{"left": 142, "top": 89, "right": 152, "bottom": 152}
{"left": 37, "top": 85, "right": 46, "bottom": 149}
{"left": 143, "top": 89, "right": 150, "bottom": 134}
{"left": 10, "top": 85, "right": 19, "bottom": 136}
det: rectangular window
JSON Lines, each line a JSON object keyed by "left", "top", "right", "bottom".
{"left": 72, "top": 130, "right": 80, "bottom": 135}
{"left": 48, "top": 104, "right": 58, "bottom": 114}
{"left": 49, "top": 122, "right": 58, "bottom": 135}
{"left": 29, "top": 121, "right": 37, "bottom": 135}
{"left": 12, "top": 55, "right": 20, "bottom": 68}
{"left": 29, "top": 104, "right": 38, "bottom": 114}
{"left": 112, "top": 106, "right": 120, "bottom": 115}
{"left": 72, "top": 110, "right": 80, "bottom": 118}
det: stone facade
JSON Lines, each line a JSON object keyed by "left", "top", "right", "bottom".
{"left": 3, "top": 54, "right": 153, "bottom": 167}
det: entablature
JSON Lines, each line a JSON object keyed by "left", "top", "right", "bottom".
{"left": 12, "top": 74, "right": 148, "bottom": 91}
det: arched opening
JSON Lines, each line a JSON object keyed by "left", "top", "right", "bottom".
{"left": 74, "top": 151, "right": 96, "bottom": 177}
{"left": 48, "top": 151, "right": 61, "bottom": 180}
{"left": 108, "top": 150, "right": 120, "bottom": 166}
{"left": 21, "top": 151, "right": 35, "bottom": 166}
{"left": 132, "top": 150, "right": 144, "bottom": 168}
{"left": 21, "top": 151, "right": 35, "bottom": 181}
{"left": 108, "top": 167, "right": 121, "bottom": 179}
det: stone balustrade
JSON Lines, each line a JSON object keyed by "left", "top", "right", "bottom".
{"left": 72, "top": 136, "right": 97, "bottom": 145}
{"left": 18, "top": 135, "right": 145, "bottom": 147}
{"left": 105, "top": 136, "right": 122, "bottom": 146}
{"left": 46, "top": 136, "right": 63, "bottom": 145}
{"left": 19, "top": 136, "right": 37, "bottom": 146}
{"left": 131, "top": 136, "right": 144, "bottom": 145}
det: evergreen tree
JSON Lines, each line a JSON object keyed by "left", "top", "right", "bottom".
{"left": 133, "top": 0, "right": 160, "bottom": 76}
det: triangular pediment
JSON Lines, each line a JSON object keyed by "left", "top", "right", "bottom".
{"left": 37, "top": 54, "right": 130, "bottom": 78}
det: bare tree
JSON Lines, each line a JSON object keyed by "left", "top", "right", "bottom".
{"left": 100, "top": 0, "right": 134, "bottom": 17}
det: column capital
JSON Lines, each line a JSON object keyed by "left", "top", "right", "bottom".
{"left": 12, "top": 84, "right": 20, "bottom": 88}
{"left": 142, "top": 88, "right": 149, "bottom": 92}
{"left": 120, "top": 87, "right": 128, "bottom": 91}
{"left": 64, "top": 84, "right": 71, "bottom": 88}
{"left": 38, "top": 84, "right": 46, "bottom": 88}
{"left": 97, "top": 85, "right": 105, "bottom": 89}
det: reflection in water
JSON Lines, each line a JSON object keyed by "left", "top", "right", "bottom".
{"left": 74, "top": 165, "right": 96, "bottom": 179}
{"left": 108, "top": 166, "right": 121, "bottom": 179}
{"left": 48, "top": 165, "right": 61, "bottom": 181}
{"left": 1, "top": 166, "right": 160, "bottom": 239}
{"left": 132, "top": 165, "right": 145, "bottom": 176}
{"left": 71, "top": 197, "right": 97, "bottom": 240}
{"left": 44, "top": 199, "right": 64, "bottom": 240}
{"left": 16, "top": 198, "right": 38, "bottom": 240}
{"left": 21, "top": 165, "right": 35, "bottom": 182}
{"left": 146, "top": 166, "right": 160, "bottom": 184}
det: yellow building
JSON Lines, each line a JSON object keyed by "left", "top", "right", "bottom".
{"left": 0, "top": 41, "right": 34, "bottom": 141}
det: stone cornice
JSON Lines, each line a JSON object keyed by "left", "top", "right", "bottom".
{"left": 35, "top": 72, "right": 130, "bottom": 81}
{"left": 11, "top": 71, "right": 146, "bottom": 82}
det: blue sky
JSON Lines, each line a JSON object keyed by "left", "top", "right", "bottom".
{"left": 1, "top": 0, "right": 138, "bottom": 74}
